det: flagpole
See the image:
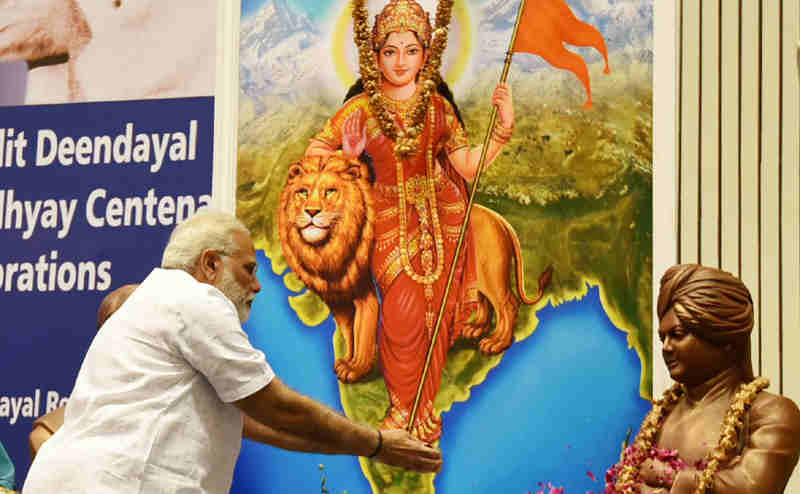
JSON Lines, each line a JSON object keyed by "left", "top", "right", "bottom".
{"left": 408, "top": 0, "right": 529, "bottom": 434}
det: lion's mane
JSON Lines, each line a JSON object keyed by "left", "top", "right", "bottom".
{"left": 277, "top": 155, "right": 375, "bottom": 304}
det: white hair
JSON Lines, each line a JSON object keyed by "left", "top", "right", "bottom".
{"left": 161, "top": 208, "right": 250, "bottom": 273}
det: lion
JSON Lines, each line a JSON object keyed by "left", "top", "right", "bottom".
{"left": 278, "top": 153, "right": 552, "bottom": 383}
{"left": 278, "top": 154, "right": 378, "bottom": 383}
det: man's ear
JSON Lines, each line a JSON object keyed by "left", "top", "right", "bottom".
{"left": 196, "top": 249, "right": 223, "bottom": 284}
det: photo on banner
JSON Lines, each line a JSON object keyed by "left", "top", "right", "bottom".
{"left": 0, "top": 0, "right": 218, "bottom": 488}
{"left": 234, "top": 0, "right": 654, "bottom": 493}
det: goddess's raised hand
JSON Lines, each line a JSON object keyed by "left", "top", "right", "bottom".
{"left": 342, "top": 109, "right": 367, "bottom": 159}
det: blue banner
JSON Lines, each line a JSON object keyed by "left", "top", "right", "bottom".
{"left": 0, "top": 97, "right": 214, "bottom": 488}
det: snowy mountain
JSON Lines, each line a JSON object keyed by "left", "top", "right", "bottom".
{"left": 238, "top": 0, "right": 653, "bottom": 105}
{"left": 239, "top": 0, "right": 321, "bottom": 99}
{"left": 481, "top": 0, "right": 522, "bottom": 31}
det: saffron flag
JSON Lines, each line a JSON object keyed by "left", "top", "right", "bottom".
{"left": 513, "top": 0, "right": 610, "bottom": 109}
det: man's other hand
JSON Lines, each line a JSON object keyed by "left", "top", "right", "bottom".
{"left": 374, "top": 429, "right": 442, "bottom": 473}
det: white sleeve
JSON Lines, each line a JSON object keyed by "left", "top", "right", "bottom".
{"left": 170, "top": 285, "right": 275, "bottom": 403}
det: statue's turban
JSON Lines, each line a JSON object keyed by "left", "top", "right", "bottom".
{"left": 657, "top": 264, "right": 755, "bottom": 379}
{"left": 658, "top": 264, "right": 754, "bottom": 345}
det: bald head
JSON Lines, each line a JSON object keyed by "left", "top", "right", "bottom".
{"left": 97, "top": 284, "right": 139, "bottom": 329}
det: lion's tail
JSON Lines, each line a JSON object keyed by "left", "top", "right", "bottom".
{"left": 491, "top": 209, "right": 553, "bottom": 306}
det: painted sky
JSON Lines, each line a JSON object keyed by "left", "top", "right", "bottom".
{"left": 241, "top": 0, "right": 334, "bottom": 20}
{"left": 241, "top": 0, "right": 497, "bottom": 21}
{"left": 240, "top": 0, "right": 649, "bottom": 25}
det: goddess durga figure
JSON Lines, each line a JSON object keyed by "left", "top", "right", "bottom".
{"left": 304, "top": 0, "right": 514, "bottom": 442}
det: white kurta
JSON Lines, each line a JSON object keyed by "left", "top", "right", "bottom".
{"left": 23, "top": 268, "right": 274, "bottom": 494}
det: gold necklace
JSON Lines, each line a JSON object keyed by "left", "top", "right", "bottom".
{"left": 395, "top": 103, "right": 444, "bottom": 287}
{"left": 382, "top": 87, "right": 421, "bottom": 122}
{"left": 394, "top": 103, "right": 446, "bottom": 333}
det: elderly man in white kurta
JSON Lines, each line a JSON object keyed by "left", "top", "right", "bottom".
{"left": 23, "top": 210, "right": 441, "bottom": 494}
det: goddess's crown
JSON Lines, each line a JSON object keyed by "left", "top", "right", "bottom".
{"left": 372, "top": 0, "right": 432, "bottom": 49}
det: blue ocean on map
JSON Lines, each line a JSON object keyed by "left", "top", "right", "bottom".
{"left": 233, "top": 251, "right": 651, "bottom": 494}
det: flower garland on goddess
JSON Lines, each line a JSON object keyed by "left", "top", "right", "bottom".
{"left": 304, "top": 0, "right": 515, "bottom": 442}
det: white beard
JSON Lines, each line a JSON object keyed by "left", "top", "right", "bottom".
{"left": 217, "top": 264, "right": 251, "bottom": 323}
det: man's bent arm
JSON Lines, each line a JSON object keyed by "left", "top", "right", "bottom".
{"left": 242, "top": 412, "right": 345, "bottom": 453}
{"left": 235, "top": 378, "right": 376, "bottom": 455}
{"left": 234, "top": 377, "right": 442, "bottom": 472}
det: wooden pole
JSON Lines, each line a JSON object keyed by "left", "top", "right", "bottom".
{"left": 408, "top": 0, "right": 529, "bottom": 434}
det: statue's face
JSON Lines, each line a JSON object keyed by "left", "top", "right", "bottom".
{"left": 658, "top": 308, "right": 732, "bottom": 387}
{"left": 376, "top": 31, "right": 426, "bottom": 89}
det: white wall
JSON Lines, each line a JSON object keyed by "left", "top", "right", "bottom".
{"left": 658, "top": 0, "right": 800, "bottom": 491}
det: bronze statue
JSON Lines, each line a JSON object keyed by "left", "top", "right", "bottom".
{"left": 606, "top": 264, "right": 800, "bottom": 493}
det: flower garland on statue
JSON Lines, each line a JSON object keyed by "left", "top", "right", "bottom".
{"left": 351, "top": 0, "right": 455, "bottom": 157}
{"left": 606, "top": 376, "right": 769, "bottom": 494}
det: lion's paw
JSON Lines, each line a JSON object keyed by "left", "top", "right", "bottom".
{"left": 460, "top": 298, "right": 492, "bottom": 340}
{"left": 334, "top": 359, "right": 355, "bottom": 382}
{"left": 334, "top": 358, "right": 371, "bottom": 383}
{"left": 462, "top": 323, "right": 489, "bottom": 339}
{"left": 478, "top": 335, "right": 512, "bottom": 355}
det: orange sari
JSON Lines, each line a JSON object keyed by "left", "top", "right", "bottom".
{"left": 312, "top": 91, "right": 478, "bottom": 441}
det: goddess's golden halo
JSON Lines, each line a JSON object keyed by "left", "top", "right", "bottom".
{"left": 331, "top": 1, "right": 472, "bottom": 88}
